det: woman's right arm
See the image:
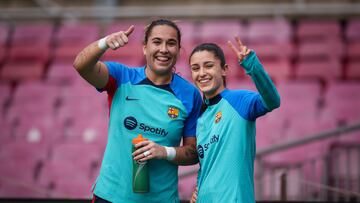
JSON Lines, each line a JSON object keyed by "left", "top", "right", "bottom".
{"left": 73, "top": 25, "right": 134, "bottom": 89}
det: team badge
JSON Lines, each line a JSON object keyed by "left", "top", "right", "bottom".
{"left": 167, "top": 106, "right": 179, "bottom": 119}
{"left": 215, "top": 111, "right": 222, "bottom": 123}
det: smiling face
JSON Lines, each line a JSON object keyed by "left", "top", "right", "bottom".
{"left": 143, "top": 25, "right": 180, "bottom": 76}
{"left": 190, "top": 50, "right": 227, "bottom": 99}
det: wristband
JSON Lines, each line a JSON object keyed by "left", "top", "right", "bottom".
{"left": 165, "top": 147, "right": 176, "bottom": 161}
{"left": 98, "top": 36, "right": 108, "bottom": 50}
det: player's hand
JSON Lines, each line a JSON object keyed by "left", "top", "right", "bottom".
{"left": 227, "top": 36, "right": 251, "bottom": 63}
{"left": 105, "top": 25, "right": 134, "bottom": 50}
{"left": 190, "top": 187, "right": 198, "bottom": 203}
{"left": 132, "top": 140, "right": 167, "bottom": 162}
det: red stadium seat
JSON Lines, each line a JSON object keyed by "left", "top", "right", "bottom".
{"left": 277, "top": 80, "right": 322, "bottom": 121}
{"left": 345, "top": 19, "right": 360, "bottom": 42}
{"left": 11, "top": 114, "right": 61, "bottom": 146}
{"left": 51, "top": 143, "right": 102, "bottom": 170}
{"left": 9, "top": 23, "right": 53, "bottom": 62}
{"left": 63, "top": 119, "right": 108, "bottom": 146}
{"left": 0, "top": 83, "right": 10, "bottom": 100}
{"left": 37, "top": 144, "right": 100, "bottom": 198}
{"left": 298, "top": 40, "right": 344, "bottom": 60}
{"left": 57, "top": 85, "right": 107, "bottom": 126}
{"left": 226, "top": 80, "right": 257, "bottom": 91}
{"left": 176, "top": 20, "right": 197, "bottom": 44}
{"left": 247, "top": 26, "right": 294, "bottom": 80}
{"left": 7, "top": 100, "right": 56, "bottom": 123}
{"left": 13, "top": 81, "right": 61, "bottom": 103}
{"left": 324, "top": 82, "right": 360, "bottom": 122}
{"left": 11, "top": 82, "right": 60, "bottom": 115}
{"left": 266, "top": 81, "right": 321, "bottom": 141}
{"left": 277, "top": 80, "right": 322, "bottom": 104}
{"left": 0, "top": 119, "right": 13, "bottom": 142}
{"left": 198, "top": 19, "right": 245, "bottom": 44}
{"left": 46, "top": 60, "right": 80, "bottom": 84}
{"left": 344, "top": 21, "right": 360, "bottom": 84}
{"left": 0, "top": 23, "right": 10, "bottom": 64}
{"left": 54, "top": 23, "right": 100, "bottom": 61}
{"left": 346, "top": 61, "right": 360, "bottom": 79}
{"left": 1, "top": 23, "right": 53, "bottom": 81}
{"left": 297, "top": 20, "right": 341, "bottom": 41}
{"left": 261, "top": 59, "right": 291, "bottom": 81}
{"left": 0, "top": 83, "right": 11, "bottom": 115}
{"left": 325, "top": 82, "right": 360, "bottom": 101}
{"left": 0, "top": 60, "right": 45, "bottom": 81}
{"left": 0, "top": 141, "right": 48, "bottom": 176}
{"left": 264, "top": 140, "right": 331, "bottom": 165}
{"left": 0, "top": 23, "right": 9, "bottom": 46}
{"left": 249, "top": 43, "right": 294, "bottom": 61}
{"left": 5, "top": 83, "right": 60, "bottom": 138}
{"left": 286, "top": 115, "right": 337, "bottom": 139}
{"left": 11, "top": 24, "right": 52, "bottom": 46}
{"left": 9, "top": 45, "right": 50, "bottom": 62}
{"left": 60, "top": 83, "right": 103, "bottom": 98}
{"left": 0, "top": 46, "right": 5, "bottom": 66}
{"left": 257, "top": 114, "right": 286, "bottom": 147}
{"left": 247, "top": 19, "right": 293, "bottom": 44}
{"left": 0, "top": 161, "right": 47, "bottom": 198}
{"left": 322, "top": 104, "right": 360, "bottom": 124}
{"left": 14, "top": 81, "right": 59, "bottom": 99}
{"left": 50, "top": 179, "right": 93, "bottom": 199}
{"left": 295, "top": 59, "right": 342, "bottom": 81}
{"left": 38, "top": 144, "right": 100, "bottom": 198}
{"left": 38, "top": 161, "right": 93, "bottom": 198}
{"left": 346, "top": 42, "right": 360, "bottom": 60}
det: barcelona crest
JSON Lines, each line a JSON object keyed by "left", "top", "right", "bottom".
{"left": 168, "top": 106, "right": 179, "bottom": 119}
{"left": 215, "top": 111, "right": 222, "bottom": 123}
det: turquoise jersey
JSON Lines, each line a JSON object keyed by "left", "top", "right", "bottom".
{"left": 196, "top": 51, "right": 280, "bottom": 203}
{"left": 94, "top": 62, "right": 202, "bottom": 203}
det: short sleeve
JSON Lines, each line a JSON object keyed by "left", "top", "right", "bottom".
{"left": 98, "top": 61, "right": 145, "bottom": 92}
{"left": 105, "top": 61, "right": 128, "bottom": 84}
{"left": 223, "top": 90, "right": 268, "bottom": 121}
{"left": 183, "top": 89, "right": 202, "bottom": 137}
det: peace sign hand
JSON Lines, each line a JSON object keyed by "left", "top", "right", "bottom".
{"left": 105, "top": 25, "right": 135, "bottom": 50}
{"left": 227, "top": 36, "right": 251, "bottom": 63}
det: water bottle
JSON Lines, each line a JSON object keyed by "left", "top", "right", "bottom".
{"left": 132, "top": 134, "right": 149, "bottom": 193}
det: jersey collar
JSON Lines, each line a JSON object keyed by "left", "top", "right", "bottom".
{"left": 204, "top": 89, "right": 228, "bottom": 106}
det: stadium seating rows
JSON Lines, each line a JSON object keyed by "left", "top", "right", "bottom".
{"left": 0, "top": 18, "right": 359, "bottom": 199}
{"left": 0, "top": 19, "right": 359, "bottom": 82}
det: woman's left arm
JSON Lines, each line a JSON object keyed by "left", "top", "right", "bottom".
{"left": 228, "top": 37, "right": 280, "bottom": 111}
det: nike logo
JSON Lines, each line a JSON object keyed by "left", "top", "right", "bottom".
{"left": 126, "top": 96, "right": 139, "bottom": 101}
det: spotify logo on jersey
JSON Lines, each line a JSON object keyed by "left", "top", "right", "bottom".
{"left": 197, "top": 145, "right": 204, "bottom": 159}
{"left": 124, "top": 116, "right": 169, "bottom": 136}
{"left": 124, "top": 116, "right": 138, "bottom": 130}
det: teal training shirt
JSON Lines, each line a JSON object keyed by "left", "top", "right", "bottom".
{"left": 196, "top": 51, "right": 280, "bottom": 203}
{"left": 94, "top": 62, "right": 202, "bottom": 203}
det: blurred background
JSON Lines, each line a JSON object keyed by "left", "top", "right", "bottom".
{"left": 0, "top": 0, "right": 360, "bottom": 202}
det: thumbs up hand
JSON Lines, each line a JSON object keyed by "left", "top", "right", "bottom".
{"left": 102, "top": 25, "right": 135, "bottom": 50}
